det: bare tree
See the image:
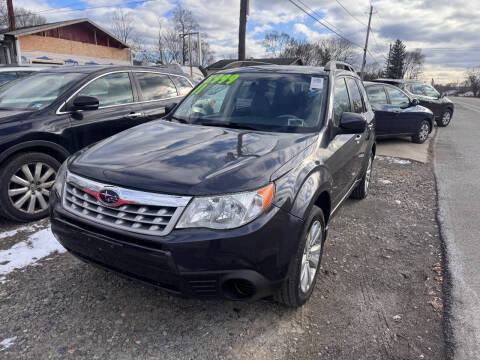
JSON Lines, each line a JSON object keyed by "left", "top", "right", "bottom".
{"left": 0, "top": 3, "right": 46, "bottom": 29}
{"left": 363, "top": 61, "right": 384, "bottom": 81}
{"left": 262, "top": 31, "right": 291, "bottom": 57}
{"left": 111, "top": 9, "right": 134, "bottom": 44}
{"left": 172, "top": 4, "right": 199, "bottom": 65}
{"left": 403, "top": 49, "right": 425, "bottom": 79}
{"left": 465, "top": 68, "right": 480, "bottom": 97}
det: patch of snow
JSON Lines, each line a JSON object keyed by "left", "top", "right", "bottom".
{"left": 376, "top": 155, "right": 411, "bottom": 165}
{"left": 0, "top": 223, "right": 43, "bottom": 239}
{"left": 0, "top": 226, "right": 65, "bottom": 282}
{"left": 395, "top": 200, "right": 402, "bottom": 205}
{"left": 379, "top": 179, "right": 392, "bottom": 184}
{"left": 0, "top": 336, "right": 17, "bottom": 351}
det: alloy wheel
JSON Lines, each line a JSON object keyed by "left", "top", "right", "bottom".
{"left": 7, "top": 162, "right": 56, "bottom": 214}
{"left": 419, "top": 122, "right": 429, "bottom": 142}
{"left": 300, "top": 220, "right": 323, "bottom": 294}
{"left": 442, "top": 112, "right": 451, "bottom": 126}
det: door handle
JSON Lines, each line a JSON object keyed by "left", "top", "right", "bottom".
{"left": 126, "top": 112, "right": 143, "bottom": 119}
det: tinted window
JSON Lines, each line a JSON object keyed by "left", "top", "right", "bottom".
{"left": 0, "top": 72, "right": 18, "bottom": 85}
{"left": 172, "top": 73, "right": 327, "bottom": 133}
{"left": 78, "top": 72, "right": 133, "bottom": 107}
{"left": 136, "top": 73, "right": 177, "bottom": 100}
{"left": 366, "top": 85, "right": 388, "bottom": 105}
{"left": 386, "top": 87, "right": 409, "bottom": 106}
{"left": 424, "top": 85, "right": 439, "bottom": 98}
{"left": 346, "top": 78, "right": 364, "bottom": 113}
{"left": 171, "top": 76, "right": 193, "bottom": 96}
{"left": 333, "top": 78, "right": 351, "bottom": 125}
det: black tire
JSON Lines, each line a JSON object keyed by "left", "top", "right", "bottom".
{"left": 351, "top": 152, "right": 374, "bottom": 199}
{"left": 412, "top": 120, "right": 430, "bottom": 144}
{"left": 275, "top": 206, "right": 326, "bottom": 308}
{"left": 437, "top": 109, "right": 452, "bottom": 127}
{"left": 0, "top": 152, "right": 60, "bottom": 222}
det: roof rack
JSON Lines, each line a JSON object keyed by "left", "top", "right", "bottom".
{"left": 324, "top": 61, "right": 356, "bottom": 73}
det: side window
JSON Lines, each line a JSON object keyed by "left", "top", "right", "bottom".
{"left": 424, "top": 85, "right": 440, "bottom": 98}
{"left": 407, "top": 84, "right": 426, "bottom": 96}
{"left": 355, "top": 79, "right": 368, "bottom": 111}
{"left": 171, "top": 76, "right": 193, "bottom": 96}
{"left": 333, "top": 77, "right": 351, "bottom": 125}
{"left": 136, "top": 73, "right": 178, "bottom": 101}
{"left": 78, "top": 72, "right": 133, "bottom": 107}
{"left": 366, "top": 85, "right": 388, "bottom": 105}
{"left": 346, "top": 78, "right": 363, "bottom": 113}
{"left": 386, "top": 87, "right": 410, "bottom": 107}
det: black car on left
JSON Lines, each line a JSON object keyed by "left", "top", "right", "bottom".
{"left": 0, "top": 65, "right": 194, "bottom": 222}
{"left": 364, "top": 81, "right": 434, "bottom": 143}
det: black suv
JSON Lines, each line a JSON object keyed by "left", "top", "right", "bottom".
{"left": 0, "top": 65, "right": 193, "bottom": 222}
{"left": 372, "top": 79, "right": 454, "bottom": 127}
{"left": 50, "top": 62, "right": 376, "bottom": 307}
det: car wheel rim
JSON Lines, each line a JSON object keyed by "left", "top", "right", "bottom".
{"left": 419, "top": 123, "right": 429, "bottom": 141}
{"left": 8, "top": 162, "right": 56, "bottom": 214}
{"left": 364, "top": 156, "right": 373, "bottom": 194}
{"left": 442, "top": 112, "right": 451, "bottom": 125}
{"left": 300, "top": 220, "right": 323, "bottom": 294}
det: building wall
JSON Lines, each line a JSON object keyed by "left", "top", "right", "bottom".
{"left": 19, "top": 35, "right": 129, "bottom": 61}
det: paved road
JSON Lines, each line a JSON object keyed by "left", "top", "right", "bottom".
{"left": 434, "top": 97, "right": 480, "bottom": 359}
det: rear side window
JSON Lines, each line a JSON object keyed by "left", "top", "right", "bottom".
{"left": 136, "top": 73, "right": 178, "bottom": 101}
{"left": 171, "top": 76, "right": 193, "bottom": 96}
{"left": 366, "top": 85, "right": 388, "bottom": 105}
{"left": 78, "top": 72, "right": 133, "bottom": 107}
{"left": 346, "top": 78, "right": 364, "bottom": 113}
{"left": 386, "top": 87, "right": 410, "bottom": 107}
{"left": 333, "top": 77, "right": 351, "bottom": 125}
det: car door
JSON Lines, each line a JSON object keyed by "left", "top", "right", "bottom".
{"left": 325, "top": 77, "right": 361, "bottom": 205}
{"left": 365, "top": 84, "right": 392, "bottom": 135}
{"left": 134, "top": 72, "right": 185, "bottom": 121}
{"left": 405, "top": 84, "right": 441, "bottom": 118}
{"left": 385, "top": 86, "right": 416, "bottom": 134}
{"left": 67, "top": 71, "right": 146, "bottom": 151}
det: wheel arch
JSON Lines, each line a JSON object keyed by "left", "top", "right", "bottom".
{"left": 0, "top": 140, "right": 70, "bottom": 165}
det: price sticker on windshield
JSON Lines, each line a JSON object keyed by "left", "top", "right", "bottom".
{"left": 310, "top": 77, "right": 324, "bottom": 91}
{"left": 194, "top": 74, "right": 240, "bottom": 95}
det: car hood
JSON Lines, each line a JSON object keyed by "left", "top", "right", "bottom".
{"left": 69, "top": 120, "right": 317, "bottom": 195}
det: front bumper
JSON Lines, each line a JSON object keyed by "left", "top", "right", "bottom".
{"left": 50, "top": 190, "right": 304, "bottom": 300}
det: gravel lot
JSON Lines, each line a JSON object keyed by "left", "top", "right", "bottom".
{"left": 0, "top": 156, "right": 445, "bottom": 360}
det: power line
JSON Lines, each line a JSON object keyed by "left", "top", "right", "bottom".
{"left": 334, "top": 0, "right": 367, "bottom": 27}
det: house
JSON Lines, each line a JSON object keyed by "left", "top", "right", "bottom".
{"left": 0, "top": 18, "right": 131, "bottom": 66}
{"left": 206, "top": 58, "right": 303, "bottom": 74}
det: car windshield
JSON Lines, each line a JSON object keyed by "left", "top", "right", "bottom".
{"left": 0, "top": 72, "right": 84, "bottom": 110}
{"left": 171, "top": 72, "right": 328, "bottom": 133}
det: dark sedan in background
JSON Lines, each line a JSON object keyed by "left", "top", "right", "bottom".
{"left": 0, "top": 65, "right": 194, "bottom": 222}
{"left": 371, "top": 78, "right": 454, "bottom": 127}
{"left": 364, "top": 81, "right": 434, "bottom": 143}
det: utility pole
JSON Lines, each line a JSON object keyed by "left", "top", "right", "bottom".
{"left": 238, "top": 0, "right": 248, "bottom": 60}
{"left": 197, "top": 32, "right": 202, "bottom": 67}
{"left": 360, "top": 4, "right": 373, "bottom": 80}
{"left": 7, "top": 0, "right": 16, "bottom": 31}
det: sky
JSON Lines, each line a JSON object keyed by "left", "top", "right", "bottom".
{"left": 13, "top": 0, "right": 480, "bottom": 84}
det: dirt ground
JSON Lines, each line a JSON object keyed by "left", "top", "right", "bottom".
{"left": 0, "top": 156, "right": 445, "bottom": 360}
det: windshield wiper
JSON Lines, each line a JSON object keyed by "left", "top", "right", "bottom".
{"left": 169, "top": 116, "right": 189, "bottom": 124}
{"left": 197, "top": 121, "right": 262, "bottom": 131}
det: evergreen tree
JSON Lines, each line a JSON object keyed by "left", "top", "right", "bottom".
{"left": 385, "top": 39, "right": 406, "bottom": 79}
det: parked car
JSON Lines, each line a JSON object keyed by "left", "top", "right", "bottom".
{"left": 0, "top": 65, "right": 194, "bottom": 222}
{"left": 0, "top": 65, "right": 50, "bottom": 86}
{"left": 50, "top": 61, "right": 376, "bottom": 307}
{"left": 364, "top": 82, "right": 434, "bottom": 143}
{"left": 371, "top": 79, "right": 454, "bottom": 127}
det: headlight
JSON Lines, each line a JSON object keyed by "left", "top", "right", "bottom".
{"left": 52, "top": 160, "right": 68, "bottom": 198}
{"left": 176, "top": 184, "right": 274, "bottom": 230}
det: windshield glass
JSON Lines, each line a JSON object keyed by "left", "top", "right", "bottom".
{"left": 0, "top": 72, "right": 84, "bottom": 110}
{"left": 171, "top": 72, "right": 327, "bottom": 133}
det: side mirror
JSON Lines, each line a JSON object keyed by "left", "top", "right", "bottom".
{"left": 71, "top": 96, "right": 99, "bottom": 111}
{"left": 165, "top": 102, "right": 178, "bottom": 114}
{"left": 410, "top": 98, "right": 420, "bottom": 106}
{"left": 338, "top": 112, "right": 367, "bottom": 134}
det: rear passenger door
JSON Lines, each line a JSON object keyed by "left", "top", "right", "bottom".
{"left": 385, "top": 86, "right": 415, "bottom": 134}
{"left": 366, "top": 84, "right": 392, "bottom": 135}
{"left": 67, "top": 71, "right": 146, "bottom": 150}
{"left": 134, "top": 72, "right": 185, "bottom": 121}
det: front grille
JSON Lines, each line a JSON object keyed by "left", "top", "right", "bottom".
{"left": 63, "top": 172, "right": 191, "bottom": 236}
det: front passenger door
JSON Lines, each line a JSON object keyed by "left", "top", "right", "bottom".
{"left": 68, "top": 72, "right": 145, "bottom": 150}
